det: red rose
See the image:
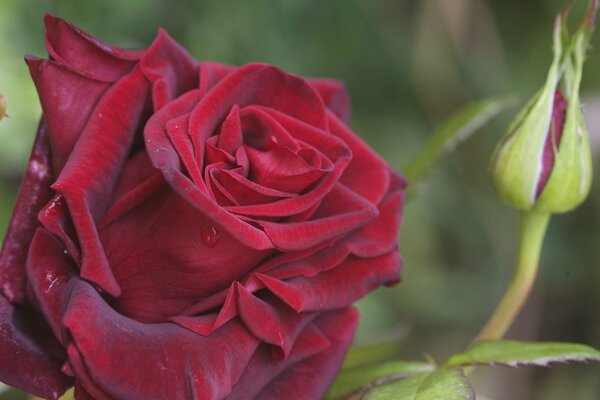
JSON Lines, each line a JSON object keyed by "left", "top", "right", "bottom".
{"left": 0, "top": 15, "right": 405, "bottom": 400}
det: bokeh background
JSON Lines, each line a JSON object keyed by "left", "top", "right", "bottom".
{"left": 1, "top": 0, "right": 599, "bottom": 399}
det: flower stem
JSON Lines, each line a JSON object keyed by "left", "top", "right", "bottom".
{"left": 474, "top": 210, "right": 550, "bottom": 342}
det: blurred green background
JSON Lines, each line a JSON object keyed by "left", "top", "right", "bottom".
{"left": 1, "top": 0, "right": 599, "bottom": 399}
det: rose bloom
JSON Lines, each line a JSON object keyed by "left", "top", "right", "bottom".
{"left": 0, "top": 15, "right": 405, "bottom": 400}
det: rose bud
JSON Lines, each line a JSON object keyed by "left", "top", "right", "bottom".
{"left": 0, "top": 94, "right": 8, "bottom": 120}
{"left": 491, "top": 9, "right": 594, "bottom": 213}
{"left": 0, "top": 15, "right": 405, "bottom": 400}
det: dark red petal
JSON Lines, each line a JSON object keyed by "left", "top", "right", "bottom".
{"left": 165, "top": 114, "right": 205, "bottom": 187}
{"left": 229, "top": 307, "right": 358, "bottom": 399}
{"left": 260, "top": 251, "right": 401, "bottom": 312}
{"left": 100, "top": 187, "right": 270, "bottom": 323}
{"left": 328, "top": 110, "right": 391, "bottom": 205}
{"left": 0, "top": 122, "right": 53, "bottom": 304}
{"left": 145, "top": 89, "right": 204, "bottom": 176}
{"left": 258, "top": 183, "right": 378, "bottom": 250}
{"left": 26, "top": 57, "right": 110, "bottom": 172}
{"left": 199, "top": 62, "right": 236, "bottom": 96}
{"left": 0, "top": 296, "right": 71, "bottom": 400}
{"left": 65, "top": 288, "right": 259, "bottom": 400}
{"left": 214, "top": 168, "right": 296, "bottom": 206}
{"left": 308, "top": 78, "right": 351, "bottom": 123}
{"left": 218, "top": 106, "right": 244, "bottom": 155}
{"left": 44, "top": 14, "right": 140, "bottom": 82}
{"left": 27, "top": 229, "right": 261, "bottom": 399}
{"left": 236, "top": 289, "right": 317, "bottom": 358}
{"left": 51, "top": 67, "right": 150, "bottom": 296}
{"left": 345, "top": 170, "right": 406, "bottom": 258}
{"left": 141, "top": 29, "right": 198, "bottom": 110}
{"left": 163, "top": 169, "right": 275, "bottom": 249}
{"left": 536, "top": 89, "right": 568, "bottom": 198}
{"left": 187, "top": 64, "right": 328, "bottom": 168}
{"left": 99, "top": 151, "right": 164, "bottom": 227}
{"left": 26, "top": 229, "right": 77, "bottom": 343}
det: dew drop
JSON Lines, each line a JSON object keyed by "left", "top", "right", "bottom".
{"left": 200, "top": 225, "right": 221, "bottom": 248}
{"left": 44, "top": 271, "right": 68, "bottom": 294}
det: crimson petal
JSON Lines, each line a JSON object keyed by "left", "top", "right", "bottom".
{"left": 308, "top": 78, "right": 351, "bottom": 123}
{"left": 0, "top": 122, "right": 53, "bottom": 303}
{"left": 259, "top": 251, "right": 401, "bottom": 312}
{"left": 258, "top": 183, "right": 378, "bottom": 250}
{"left": 229, "top": 307, "right": 358, "bottom": 399}
{"left": 44, "top": 14, "right": 141, "bottom": 82}
{"left": 26, "top": 57, "right": 111, "bottom": 172}
{"left": 0, "top": 295, "right": 71, "bottom": 400}
{"left": 141, "top": 29, "right": 198, "bottom": 111}
{"left": 51, "top": 67, "right": 150, "bottom": 296}
{"left": 328, "top": 110, "right": 391, "bottom": 205}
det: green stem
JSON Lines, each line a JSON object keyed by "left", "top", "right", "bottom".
{"left": 474, "top": 210, "right": 550, "bottom": 342}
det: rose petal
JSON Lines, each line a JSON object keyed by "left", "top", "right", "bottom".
{"left": 229, "top": 307, "right": 358, "bottom": 399}
{"left": 27, "top": 228, "right": 261, "bottom": 399}
{"left": 217, "top": 105, "right": 243, "bottom": 155}
{"left": 44, "top": 14, "right": 141, "bottom": 82}
{"left": 187, "top": 63, "right": 328, "bottom": 169}
{"left": 328, "top": 110, "right": 391, "bottom": 205}
{"left": 199, "top": 61, "right": 236, "bottom": 96}
{"left": 259, "top": 250, "right": 401, "bottom": 312}
{"left": 0, "top": 295, "right": 71, "bottom": 400}
{"left": 308, "top": 78, "right": 351, "bottom": 123}
{"left": 99, "top": 151, "right": 164, "bottom": 227}
{"left": 163, "top": 169, "right": 275, "bottom": 249}
{"left": 99, "top": 188, "right": 270, "bottom": 322}
{"left": 257, "top": 183, "right": 379, "bottom": 250}
{"left": 65, "top": 288, "right": 259, "bottom": 400}
{"left": 51, "top": 67, "right": 150, "bottom": 296}
{"left": 145, "top": 89, "right": 204, "bottom": 177}
{"left": 0, "top": 122, "right": 53, "bottom": 303}
{"left": 26, "top": 57, "right": 111, "bottom": 172}
{"left": 141, "top": 29, "right": 198, "bottom": 110}
{"left": 345, "top": 171, "right": 406, "bottom": 258}
{"left": 236, "top": 288, "right": 317, "bottom": 359}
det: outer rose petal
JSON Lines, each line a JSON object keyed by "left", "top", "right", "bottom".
{"left": 229, "top": 307, "right": 359, "bottom": 399}
{"left": 0, "top": 295, "right": 71, "bottom": 400}
{"left": 328, "top": 110, "right": 391, "bottom": 205}
{"left": 44, "top": 14, "right": 141, "bottom": 82}
{"left": 49, "top": 67, "right": 150, "bottom": 297}
{"left": 0, "top": 122, "right": 53, "bottom": 303}
{"left": 140, "top": 29, "right": 198, "bottom": 110}
{"left": 199, "top": 62, "right": 236, "bottom": 95}
{"left": 308, "top": 78, "right": 351, "bottom": 123}
{"left": 27, "top": 228, "right": 259, "bottom": 399}
{"left": 26, "top": 57, "right": 112, "bottom": 172}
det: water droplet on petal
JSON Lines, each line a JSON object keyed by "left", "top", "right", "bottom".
{"left": 200, "top": 225, "right": 221, "bottom": 248}
{"left": 44, "top": 271, "right": 68, "bottom": 294}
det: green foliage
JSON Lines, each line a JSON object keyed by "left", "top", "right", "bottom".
{"left": 363, "top": 367, "right": 474, "bottom": 400}
{"left": 331, "top": 340, "right": 600, "bottom": 398}
{"left": 326, "top": 360, "right": 434, "bottom": 399}
{"left": 445, "top": 340, "right": 600, "bottom": 368}
{"left": 403, "top": 97, "right": 514, "bottom": 183}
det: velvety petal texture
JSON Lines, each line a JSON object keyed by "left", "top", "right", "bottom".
{"left": 0, "top": 15, "right": 406, "bottom": 400}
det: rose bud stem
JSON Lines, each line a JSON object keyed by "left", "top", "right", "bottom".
{"left": 474, "top": 210, "right": 550, "bottom": 341}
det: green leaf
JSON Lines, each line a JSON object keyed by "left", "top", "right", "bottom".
{"left": 363, "top": 367, "right": 474, "bottom": 400}
{"left": 326, "top": 360, "right": 434, "bottom": 399}
{"left": 445, "top": 340, "right": 600, "bottom": 368}
{"left": 403, "top": 96, "right": 515, "bottom": 183}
